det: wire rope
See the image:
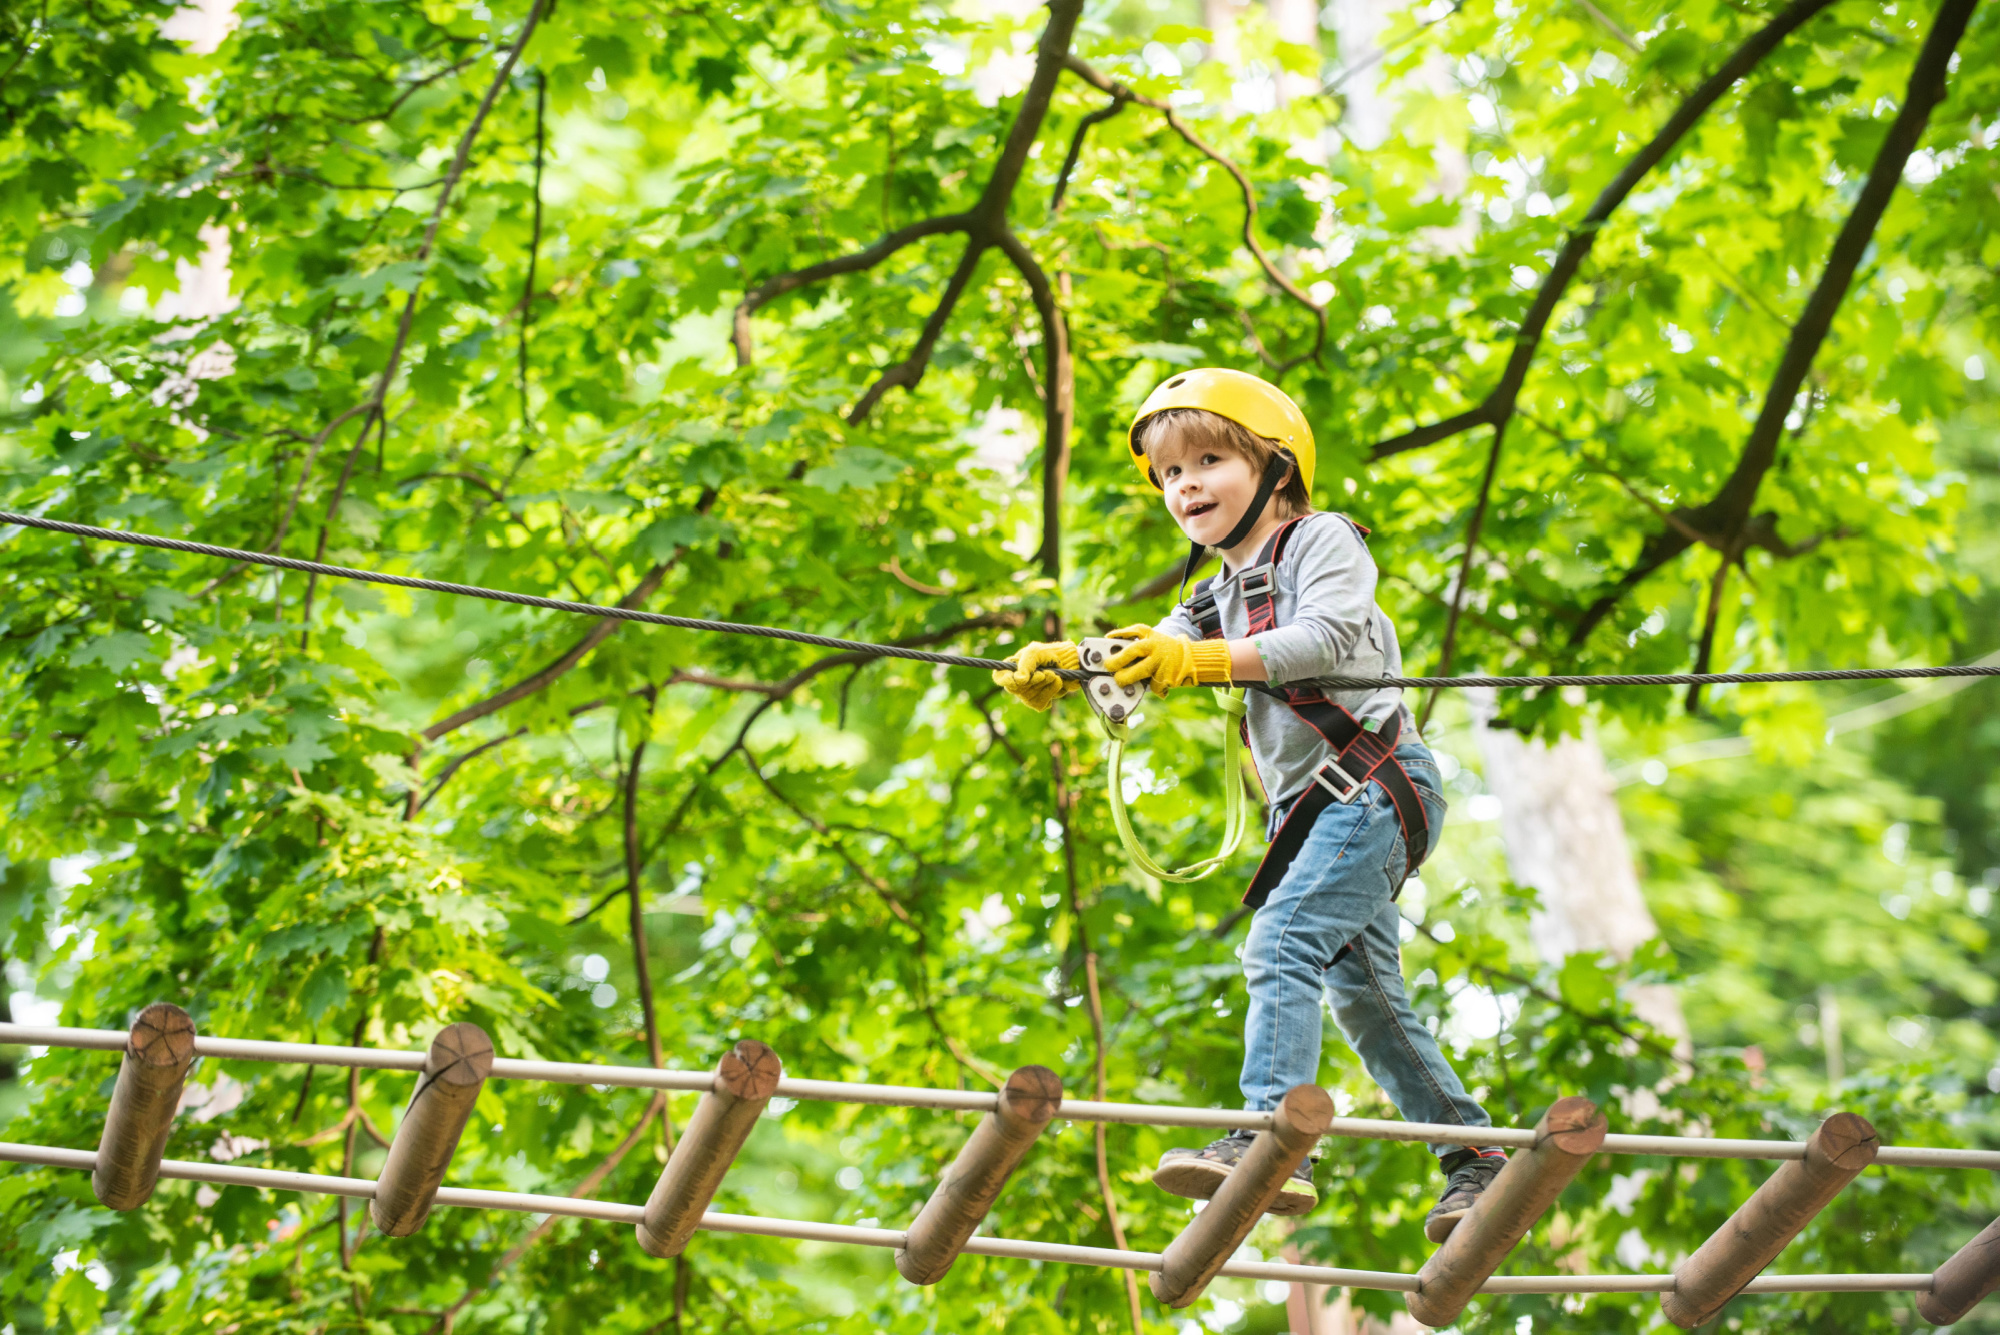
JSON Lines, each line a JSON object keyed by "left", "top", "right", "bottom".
{"left": 8, "top": 512, "right": 2000, "bottom": 691}
{"left": 7, "top": 1022, "right": 1996, "bottom": 1168}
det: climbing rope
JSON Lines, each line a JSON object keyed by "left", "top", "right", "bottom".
{"left": 7, "top": 511, "right": 2000, "bottom": 692}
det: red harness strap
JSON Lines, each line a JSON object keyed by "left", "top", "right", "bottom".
{"left": 1183, "top": 515, "right": 1432, "bottom": 912}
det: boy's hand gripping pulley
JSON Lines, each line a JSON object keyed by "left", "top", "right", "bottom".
{"left": 1077, "top": 639, "right": 1249, "bottom": 884}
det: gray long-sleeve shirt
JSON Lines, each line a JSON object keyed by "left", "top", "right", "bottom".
{"left": 1154, "top": 512, "right": 1413, "bottom": 807}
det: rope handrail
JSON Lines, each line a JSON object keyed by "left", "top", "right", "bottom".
{"left": 6, "top": 1023, "right": 1995, "bottom": 1169}
{"left": 6, "top": 511, "right": 2000, "bottom": 691}
{"left": 0, "top": 1140, "right": 1937, "bottom": 1296}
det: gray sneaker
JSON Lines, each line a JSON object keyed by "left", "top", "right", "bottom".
{"left": 1152, "top": 1131, "right": 1318, "bottom": 1217}
{"left": 1425, "top": 1150, "right": 1506, "bottom": 1242}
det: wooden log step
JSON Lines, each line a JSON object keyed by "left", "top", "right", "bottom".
{"left": 637, "top": 1039, "right": 783, "bottom": 1258}
{"left": 1149, "top": 1083, "right": 1334, "bottom": 1309}
{"left": 1405, "top": 1095, "right": 1607, "bottom": 1328}
{"left": 1915, "top": 1214, "right": 2000, "bottom": 1325}
{"left": 1659, "top": 1111, "right": 1879, "bottom": 1328}
{"left": 370, "top": 1022, "right": 494, "bottom": 1236}
{"left": 896, "top": 1065, "right": 1062, "bottom": 1284}
{"left": 92, "top": 1003, "right": 198, "bottom": 1210}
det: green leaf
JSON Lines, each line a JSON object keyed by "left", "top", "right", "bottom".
{"left": 1557, "top": 953, "right": 1617, "bottom": 1015}
{"left": 635, "top": 512, "right": 720, "bottom": 559}
{"left": 331, "top": 260, "right": 428, "bottom": 304}
{"left": 803, "top": 447, "right": 907, "bottom": 492}
{"left": 70, "top": 631, "right": 155, "bottom": 673}
{"left": 301, "top": 961, "right": 350, "bottom": 1021}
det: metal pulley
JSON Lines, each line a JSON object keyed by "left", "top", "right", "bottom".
{"left": 1077, "top": 638, "right": 1149, "bottom": 730}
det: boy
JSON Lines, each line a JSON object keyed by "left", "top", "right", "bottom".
{"left": 994, "top": 368, "right": 1506, "bottom": 1239}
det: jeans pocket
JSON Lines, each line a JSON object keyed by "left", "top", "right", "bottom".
{"left": 1399, "top": 752, "right": 1449, "bottom": 833}
{"left": 1384, "top": 829, "right": 1410, "bottom": 897}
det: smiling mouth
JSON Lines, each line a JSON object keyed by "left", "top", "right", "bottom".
{"left": 1185, "top": 501, "right": 1218, "bottom": 519}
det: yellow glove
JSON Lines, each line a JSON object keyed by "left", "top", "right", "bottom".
{"left": 993, "top": 640, "right": 1082, "bottom": 711}
{"left": 1103, "top": 625, "right": 1234, "bottom": 697}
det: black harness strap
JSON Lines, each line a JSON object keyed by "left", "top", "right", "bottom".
{"left": 1181, "top": 515, "right": 1432, "bottom": 916}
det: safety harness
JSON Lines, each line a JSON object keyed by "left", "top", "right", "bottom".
{"left": 1178, "top": 513, "right": 1433, "bottom": 910}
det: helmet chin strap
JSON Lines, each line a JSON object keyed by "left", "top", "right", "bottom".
{"left": 1177, "top": 453, "right": 1293, "bottom": 603}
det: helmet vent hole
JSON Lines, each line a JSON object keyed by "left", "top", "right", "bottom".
{"left": 1165, "top": 376, "right": 1186, "bottom": 389}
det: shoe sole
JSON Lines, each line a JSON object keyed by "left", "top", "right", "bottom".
{"left": 1424, "top": 1207, "right": 1468, "bottom": 1244}
{"left": 1152, "top": 1156, "right": 1232, "bottom": 1201}
{"left": 1153, "top": 1159, "right": 1318, "bottom": 1216}
{"left": 1264, "top": 1179, "right": 1319, "bottom": 1217}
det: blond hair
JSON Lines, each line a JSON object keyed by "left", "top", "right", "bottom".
{"left": 1134, "top": 408, "right": 1313, "bottom": 516}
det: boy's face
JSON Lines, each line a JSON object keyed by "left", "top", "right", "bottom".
{"left": 1149, "top": 432, "right": 1262, "bottom": 548}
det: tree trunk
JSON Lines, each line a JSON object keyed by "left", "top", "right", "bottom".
{"left": 1204, "top": 0, "right": 1246, "bottom": 66}
{"left": 1470, "top": 691, "right": 1688, "bottom": 1048}
{"left": 0, "top": 964, "right": 14, "bottom": 1082}
{"left": 1267, "top": 0, "right": 1322, "bottom": 104}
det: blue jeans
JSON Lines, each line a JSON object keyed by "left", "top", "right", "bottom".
{"left": 1239, "top": 740, "right": 1495, "bottom": 1158}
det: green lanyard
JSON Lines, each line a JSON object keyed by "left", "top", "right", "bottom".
{"left": 1101, "top": 688, "right": 1250, "bottom": 882}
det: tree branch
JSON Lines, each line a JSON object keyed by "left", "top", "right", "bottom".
{"left": 1366, "top": 0, "right": 1839, "bottom": 460}
{"left": 966, "top": 688, "right": 1026, "bottom": 768}
{"left": 731, "top": 213, "right": 973, "bottom": 367}
{"left": 1419, "top": 420, "right": 1505, "bottom": 731}
{"left": 624, "top": 698, "right": 667, "bottom": 1071}
{"left": 1681, "top": 0, "right": 1973, "bottom": 542}
{"left": 731, "top": 0, "right": 1088, "bottom": 374}
{"left": 1065, "top": 56, "right": 1326, "bottom": 372}
{"left": 564, "top": 612, "right": 1026, "bottom": 927}
{"left": 294, "top": 0, "right": 550, "bottom": 628}
{"left": 1049, "top": 737, "right": 1143, "bottom": 1333}
{"left": 1685, "top": 554, "right": 1732, "bottom": 714}
{"left": 975, "top": 0, "right": 1087, "bottom": 223}
{"left": 995, "top": 231, "right": 1075, "bottom": 580}
{"left": 1109, "top": 550, "right": 1215, "bottom": 609}
{"left": 841, "top": 0, "right": 1086, "bottom": 426}
{"left": 396, "top": 469, "right": 509, "bottom": 503}
{"left": 1571, "top": 0, "right": 1640, "bottom": 52}
{"left": 1050, "top": 95, "right": 1128, "bottom": 214}
{"left": 417, "top": 727, "right": 523, "bottom": 812}
{"left": 421, "top": 488, "right": 717, "bottom": 743}
{"left": 1409, "top": 920, "right": 1692, "bottom": 1071}
{"left": 268, "top": 400, "right": 374, "bottom": 559}
{"left": 739, "top": 749, "right": 914, "bottom": 928}
{"left": 846, "top": 238, "right": 988, "bottom": 424}
{"left": 663, "top": 668, "right": 787, "bottom": 695}
{"left": 519, "top": 69, "right": 545, "bottom": 439}
{"left": 300, "top": 409, "right": 386, "bottom": 641}
{"left": 880, "top": 555, "right": 951, "bottom": 596}
{"left": 740, "top": 745, "right": 1004, "bottom": 1089}
{"left": 433, "top": 1093, "right": 667, "bottom": 1331}
{"left": 1570, "top": 0, "right": 1975, "bottom": 646}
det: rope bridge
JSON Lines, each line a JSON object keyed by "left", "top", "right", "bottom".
{"left": 3, "top": 1011, "right": 1995, "bottom": 1325}
{"left": 4, "top": 516, "right": 1998, "bottom": 1319}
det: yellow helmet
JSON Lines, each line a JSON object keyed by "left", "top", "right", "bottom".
{"left": 1125, "top": 367, "right": 1315, "bottom": 496}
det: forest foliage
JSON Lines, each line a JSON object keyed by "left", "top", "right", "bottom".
{"left": 2, "top": 0, "right": 1999, "bottom": 1330}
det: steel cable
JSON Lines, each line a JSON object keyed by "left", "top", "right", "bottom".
{"left": 7, "top": 511, "right": 2000, "bottom": 691}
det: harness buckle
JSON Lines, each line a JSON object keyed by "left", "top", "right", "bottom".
{"left": 1312, "top": 757, "right": 1366, "bottom": 804}
{"left": 1239, "top": 564, "right": 1277, "bottom": 600}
